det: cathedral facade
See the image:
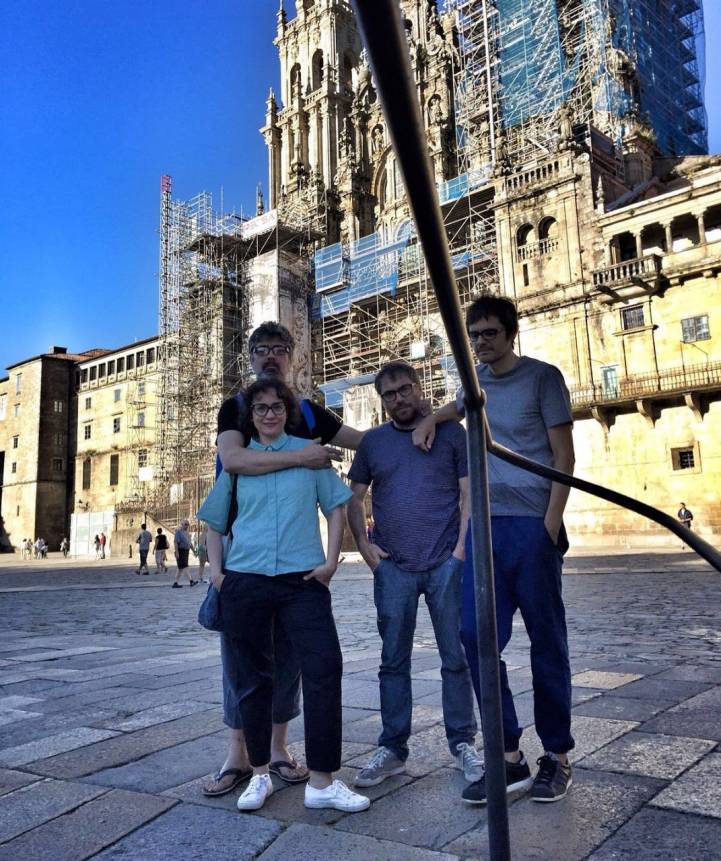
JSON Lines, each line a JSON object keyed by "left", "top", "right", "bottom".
{"left": 254, "top": 0, "right": 721, "bottom": 545}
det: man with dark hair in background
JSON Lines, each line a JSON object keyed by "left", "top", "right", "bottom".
{"left": 414, "top": 294, "right": 576, "bottom": 805}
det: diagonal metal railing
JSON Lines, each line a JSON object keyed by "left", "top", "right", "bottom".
{"left": 351, "top": 3, "right": 721, "bottom": 858}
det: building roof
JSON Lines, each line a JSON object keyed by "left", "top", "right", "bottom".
{"left": 5, "top": 347, "right": 112, "bottom": 372}
{"left": 76, "top": 335, "right": 160, "bottom": 367}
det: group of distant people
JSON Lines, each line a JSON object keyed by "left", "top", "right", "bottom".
{"left": 194, "top": 303, "right": 575, "bottom": 816}
{"left": 134, "top": 522, "right": 208, "bottom": 584}
{"left": 20, "top": 537, "right": 49, "bottom": 559}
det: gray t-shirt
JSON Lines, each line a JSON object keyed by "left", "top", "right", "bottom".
{"left": 174, "top": 528, "right": 192, "bottom": 550}
{"left": 348, "top": 421, "right": 468, "bottom": 572}
{"left": 456, "top": 356, "right": 572, "bottom": 516}
{"left": 136, "top": 529, "right": 152, "bottom": 550}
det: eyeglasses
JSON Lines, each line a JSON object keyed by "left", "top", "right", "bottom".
{"left": 468, "top": 327, "right": 502, "bottom": 341}
{"left": 251, "top": 402, "right": 287, "bottom": 416}
{"left": 251, "top": 344, "right": 291, "bottom": 357}
{"left": 380, "top": 382, "right": 415, "bottom": 404}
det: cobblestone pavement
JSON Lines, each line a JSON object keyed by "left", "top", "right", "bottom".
{"left": 1, "top": 550, "right": 720, "bottom": 860}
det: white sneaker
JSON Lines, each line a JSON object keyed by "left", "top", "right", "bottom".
{"left": 237, "top": 773, "right": 273, "bottom": 811}
{"left": 304, "top": 779, "right": 370, "bottom": 812}
{"left": 455, "top": 742, "right": 484, "bottom": 782}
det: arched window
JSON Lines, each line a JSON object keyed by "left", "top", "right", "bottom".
{"left": 289, "top": 63, "right": 302, "bottom": 102}
{"left": 705, "top": 204, "right": 721, "bottom": 243}
{"left": 311, "top": 50, "right": 324, "bottom": 90}
{"left": 611, "top": 231, "right": 636, "bottom": 262}
{"left": 640, "top": 223, "right": 666, "bottom": 255}
{"left": 670, "top": 214, "right": 699, "bottom": 252}
{"left": 516, "top": 223, "right": 534, "bottom": 247}
{"left": 538, "top": 217, "right": 557, "bottom": 240}
{"left": 342, "top": 53, "right": 355, "bottom": 93}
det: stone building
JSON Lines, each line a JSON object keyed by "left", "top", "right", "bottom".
{"left": 0, "top": 347, "right": 104, "bottom": 551}
{"left": 72, "top": 337, "right": 160, "bottom": 556}
{"left": 247, "top": 0, "right": 720, "bottom": 544}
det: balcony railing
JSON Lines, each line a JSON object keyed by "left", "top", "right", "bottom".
{"left": 592, "top": 254, "right": 662, "bottom": 288}
{"left": 570, "top": 359, "right": 721, "bottom": 407}
{"left": 516, "top": 238, "right": 559, "bottom": 262}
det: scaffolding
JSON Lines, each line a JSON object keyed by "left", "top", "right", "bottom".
{"left": 311, "top": 180, "right": 499, "bottom": 415}
{"left": 446, "top": 0, "right": 707, "bottom": 171}
{"left": 155, "top": 177, "right": 320, "bottom": 524}
{"left": 156, "top": 176, "right": 249, "bottom": 522}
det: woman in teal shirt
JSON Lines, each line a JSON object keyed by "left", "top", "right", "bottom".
{"left": 198, "top": 378, "right": 370, "bottom": 815}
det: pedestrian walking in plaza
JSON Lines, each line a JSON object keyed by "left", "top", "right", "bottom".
{"left": 99, "top": 532, "right": 107, "bottom": 559}
{"left": 153, "top": 528, "right": 169, "bottom": 573}
{"left": 347, "top": 361, "right": 482, "bottom": 790}
{"left": 135, "top": 523, "right": 153, "bottom": 575}
{"left": 21, "top": 538, "right": 30, "bottom": 560}
{"left": 414, "top": 294, "right": 576, "bottom": 805}
{"left": 60, "top": 537, "right": 69, "bottom": 558}
{"left": 93, "top": 535, "right": 101, "bottom": 559}
{"left": 195, "top": 523, "right": 209, "bottom": 583}
{"left": 198, "top": 377, "right": 370, "bottom": 814}
{"left": 203, "top": 321, "right": 364, "bottom": 798}
{"left": 172, "top": 520, "right": 195, "bottom": 587}
{"left": 677, "top": 502, "right": 694, "bottom": 529}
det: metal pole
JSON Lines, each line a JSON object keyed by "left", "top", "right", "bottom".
{"left": 466, "top": 404, "right": 511, "bottom": 860}
{"left": 350, "top": 3, "right": 512, "bottom": 858}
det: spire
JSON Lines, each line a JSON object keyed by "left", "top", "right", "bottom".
{"left": 277, "top": 0, "right": 287, "bottom": 34}
{"left": 256, "top": 183, "right": 265, "bottom": 216}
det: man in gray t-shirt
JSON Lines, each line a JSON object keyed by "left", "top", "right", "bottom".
{"left": 347, "top": 361, "right": 482, "bottom": 792}
{"left": 414, "top": 295, "right": 575, "bottom": 805}
{"left": 135, "top": 524, "right": 153, "bottom": 575}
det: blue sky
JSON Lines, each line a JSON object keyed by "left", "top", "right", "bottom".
{"left": 1, "top": 1, "right": 720, "bottom": 372}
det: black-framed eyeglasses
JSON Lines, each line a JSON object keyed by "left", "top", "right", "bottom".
{"left": 468, "top": 327, "right": 502, "bottom": 341}
{"left": 380, "top": 382, "right": 415, "bottom": 404}
{"left": 251, "top": 402, "right": 287, "bottom": 416}
{"left": 251, "top": 344, "right": 291, "bottom": 357}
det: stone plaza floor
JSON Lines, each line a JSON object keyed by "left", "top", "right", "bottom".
{"left": 1, "top": 549, "right": 720, "bottom": 860}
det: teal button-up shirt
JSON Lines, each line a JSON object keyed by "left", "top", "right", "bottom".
{"left": 197, "top": 433, "right": 352, "bottom": 576}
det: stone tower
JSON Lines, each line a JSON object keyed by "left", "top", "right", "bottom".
{"left": 263, "top": 0, "right": 459, "bottom": 244}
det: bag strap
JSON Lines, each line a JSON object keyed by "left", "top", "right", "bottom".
{"left": 299, "top": 398, "right": 316, "bottom": 436}
{"left": 225, "top": 473, "right": 239, "bottom": 538}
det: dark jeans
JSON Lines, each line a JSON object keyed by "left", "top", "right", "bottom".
{"left": 374, "top": 556, "right": 477, "bottom": 761}
{"left": 221, "top": 620, "right": 301, "bottom": 728}
{"left": 139, "top": 549, "right": 149, "bottom": 569}
{"left": 219, "top": 570, "right": 343, "bottom": 772}
{"left": 461, "top": 516, "right": 574, "bottom": 755}
{"left": 177, "top": 547, "right": 189, "bottom": 570}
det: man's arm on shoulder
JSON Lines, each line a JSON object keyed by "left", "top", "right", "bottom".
{"left": 217, "top": 429, "right": 333, "bottom": 475}
{"left": 347, "top": 480, "right": 388, "bottom": 571}
{"left": 412, "top": 401, "right": 463, "bottom": 452}
{"left": 544, "top": 423, "right": 575, "bottom": 543}
{"left": 330, "top": 424, "right": 365, "bottom": 450}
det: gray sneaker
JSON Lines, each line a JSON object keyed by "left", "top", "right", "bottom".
{"left": 354, "top": 747, "right": 406, "bottom": 787}
{"left": 455, "top": 741, "right": 484, "bottom": 782}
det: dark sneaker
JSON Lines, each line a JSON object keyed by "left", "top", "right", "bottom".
{"left": 171, "top": 582, "right": 182, "bottom": 589}
{"left": 462, "top": 753, "right": 533, "bottom": 805}
{"left": 531, "top": 754, "right": 572, "bottom": 802}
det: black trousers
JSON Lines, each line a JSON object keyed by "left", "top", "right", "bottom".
{"left": 219, "top": 570, "right": 343, "bottom": 772}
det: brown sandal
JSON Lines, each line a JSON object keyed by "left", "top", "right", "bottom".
{"left": 201, "top": 766, "right": 252, "bottom": 796}
{"left": 269, "top": 758, "right": 310, "bottom": 784}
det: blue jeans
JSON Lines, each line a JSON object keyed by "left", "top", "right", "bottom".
{"left": 374, "top": 555, "right": 477, "bottom": 761}
{"left": 461, "top": 516, "right": 574, "bottom": 754}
